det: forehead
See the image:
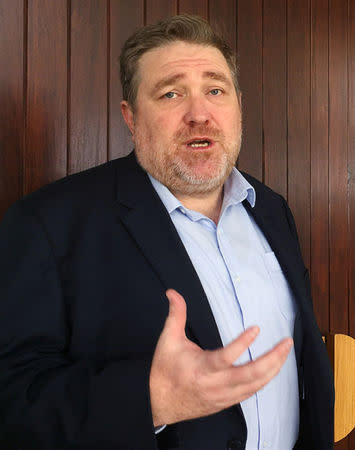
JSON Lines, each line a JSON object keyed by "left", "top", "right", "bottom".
{"left": 137, "top": 41, "right": 232, "bottom": 86}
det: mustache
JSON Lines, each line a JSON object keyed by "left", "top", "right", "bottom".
{"left": 174, "top": 125, "right": 223, "bottom": 142}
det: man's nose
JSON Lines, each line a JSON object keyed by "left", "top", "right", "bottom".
{"left": 183, "top": 95, "right": 211, "bottom": 126}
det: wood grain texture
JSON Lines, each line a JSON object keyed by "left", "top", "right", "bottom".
{"left": 287, "top": 0, "right": 311, "bottom": 269}
{"left": 333, "top": 334, "right": 355, "bottom": 443}
{"left": 70, "top": 0, "right": 107, "bottom": 174}
{"left": 329, "top": 0, "right": 348, "bottom": 335}
{"left": 178, "top": 0, "right": 208, "bottom": 19}
{"left": 348, "top": 0, "right": 355, "bottom": 443}
{"left": 348, "top": 0, "right": 355, "bottom": 341}
{"left": 209, "top": 0, "right": 236, "bottom": 52}
{"left": 25, "top": 0, "right": 67, "bottom": 195}
{"left": 146, "top": 0, "right": 177, "bottom": 23}
{"left": 330, "top": 1, "right": 349, "bottom": 445}
{"left": 0, "top": 0, "right": 24, "bottom": 217}
{"left": 310, "top": 0, "right": 329, "bottom": 334}
{"left": 263, "top": 0, "right": 287, "bottom": 198}
{"left": 109, "top": 0, "right": 144, "bottom": 160}
{"left": 236, "top": 0, "right": 263, "bottom": 181}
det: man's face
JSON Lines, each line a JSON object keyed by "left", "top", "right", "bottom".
{"left": 121, "top": 41, "right": 242, "bottom": 197}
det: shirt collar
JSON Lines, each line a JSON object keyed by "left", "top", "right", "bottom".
{"left": 148, "top": 167, "right": 256, "bottom": 216}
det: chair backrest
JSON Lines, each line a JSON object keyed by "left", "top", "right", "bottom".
{"left": 325, "top": 333, "right": 355, "bottom": 442}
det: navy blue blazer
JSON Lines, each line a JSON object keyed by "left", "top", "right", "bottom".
{"left": 0, "top": 152, "right": 334, "bottom": 449}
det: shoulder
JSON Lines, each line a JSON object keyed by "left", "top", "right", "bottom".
{"left": 25, "top": 158, "right": 120, "bottom": 206}
{"left": 0, "top": 153, "right": 140, "bottom": 237}
{"left": 8, "top": 154, "right": 136, "bottom": 216}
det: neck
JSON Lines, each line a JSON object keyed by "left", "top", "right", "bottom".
{"left": 173, "top": 187, "right": 224, "bottom": 225}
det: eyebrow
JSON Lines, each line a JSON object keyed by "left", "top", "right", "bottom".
{"left": 203, "top": 71, "right": 231, "bottom": 86}
{"left": 152, "top": 74, "right": 185, "bottom": 94}
{"left": 151, "top": 71, "right": 232, "bottom": 94}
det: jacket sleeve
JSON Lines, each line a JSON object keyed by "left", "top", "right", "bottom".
{"left": 0, "top": 201, "right": 158, "bottom": 450}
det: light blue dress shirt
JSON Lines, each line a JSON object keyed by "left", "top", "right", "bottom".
{"left": 149, "top": 168, "right": 299, "bottom": 450}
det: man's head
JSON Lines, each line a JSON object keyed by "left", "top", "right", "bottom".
{"left": 120, "top": 15, "right": 242, "bottom": 198}
{"left": 120, "top": 15, "right": 240, "bottom": 110}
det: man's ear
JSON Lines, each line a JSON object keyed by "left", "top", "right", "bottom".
{"left": 121, "top": 101, "right": 135, "bottom": 137}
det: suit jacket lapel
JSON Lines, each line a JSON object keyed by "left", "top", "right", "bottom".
{"left": 114, "top": 153, "right": 223, "bottom": 351}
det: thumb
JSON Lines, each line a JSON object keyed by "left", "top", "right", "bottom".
{"left": 164, "top": 289, "right": 188, "bottom": 340}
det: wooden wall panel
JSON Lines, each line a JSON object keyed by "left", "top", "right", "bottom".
{"left": 329, "top": 0, "right": 349, "bottom": 336}
{"left": 349, "top": 0, "right": 355, "bottom": 342}
{"left": 70, "top": 0, "right": 107, "bottom": 174}
{"left": 109, "top": 0, "right": 144, "bottom": 160}
{"left": 287, "top": 0, "right": 311, "bottom": 269}
{"left": 350, "top": 0, "right": 355, "bottom": 438}
{"left": 263, "top": 0, "right": 287, "bottom": 198}
{"left": 0, "top": 0, "right": 24, "bottom": 216}
{"left": 330, "top": 2, "right": 349, "bottom": 445}
{"left": 25, "top": 0, "right": 67, "bottom": 195}
{"left": 310, "top": 0, "right": 329, "bottom": 334}
{"left": 349, "top": 0, "right": 355, "bottom": 423}
{"left": 209, "top": 0, "right": 237, "bottom": 52}
{"left": 236, "top": 0, "right": 263, "bottom": 181}
{"left": 146, "top": 0, "right": 177, "bottom": 23}
{"left": 178, "top": 0, "right": 208, "bottom": 19}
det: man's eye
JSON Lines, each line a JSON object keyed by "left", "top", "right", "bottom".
{"left": 210, "top": 89, "right": 222, "bottom": 96}
{"left": 164, "top": 92, "right": 177, "bottom": 99}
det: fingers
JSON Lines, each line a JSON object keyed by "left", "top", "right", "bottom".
{"left": 206, "top": 334, "right": 293, "bottom": 406}
{"left": 164, "top": 289, "right": 188, "bottom": 340}
{"left": 207, "top": 326, "right": 260, "bottom": 371}
{"left": 223, "top": 337, "right": 293, "bottom": 396}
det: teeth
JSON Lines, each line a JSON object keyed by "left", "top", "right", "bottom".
{"left": 189, "top": 141, "right": 210, "bottom": 148}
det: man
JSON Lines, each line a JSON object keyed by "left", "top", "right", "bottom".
{"left": 0, "top": 15, "right": 334, "bottom": 450}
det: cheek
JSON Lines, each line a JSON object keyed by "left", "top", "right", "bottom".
{"left": 155, "top": 111, "right": 178, "bottom": 129}
{"left": 223, "top": 109, "right": 242, "bottom": 134}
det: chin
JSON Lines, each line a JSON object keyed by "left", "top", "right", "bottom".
{"left": 170, "top": 167, "right": 231, "bottom": 195}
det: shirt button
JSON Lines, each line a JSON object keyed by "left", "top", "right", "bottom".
{"left": 235, "top": 275, "right": 241, "bottom": 282}
{"left": 226, "top": 438, "right": 243, "bottom": 449}
{"left": 263, "top": 441, "right": 269, "bottom": 448}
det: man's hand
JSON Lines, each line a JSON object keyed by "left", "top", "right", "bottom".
{"left": 149, "top": 289, "right": 293, "bottom": 427}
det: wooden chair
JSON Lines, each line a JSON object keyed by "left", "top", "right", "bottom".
{"left": 324, "top": 333, "right": 355, "bottom": 442}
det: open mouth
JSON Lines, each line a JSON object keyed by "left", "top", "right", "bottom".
{"left": 186, "top": 138, "right": 213, "bottom": 148}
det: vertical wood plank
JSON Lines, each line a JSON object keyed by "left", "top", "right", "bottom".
{"left": 109, "top": 0, "right": 144, "bottom": 160}
{"left": 330, "top": 0, "right": 349, "bottom": 446}
{"left": 263, "top": 0, "right": 287, "bottom": 198}
{"left": 146, "top": 0, "right": 177, "bottom": 24}
{"left": 237, "top": 0, "right": 263, "bottom": 181}
{"left": 0, "top": 0, "right": 24, "bottom": 217}
{"left": 287, "top": 0, "right": 311, "bottom": 269}
{"left": 348, "top": 0, "right": 355, "bottom": 323}
{"left": 347, "top": 0, "right": 355, "bottom": 442}
{"left": 329, "top": 0, "right": 348, "bottom": 335}
{"left": 178, "top": 0, "right": 208, "bottom": 19}
{"left": 209, "top": 0, "right": 237, "bottom": 53}
{"left": 25, "top": 0, "right": 67, "bottom": 194}
{"left": 348, "top": 0, "right": 355, "bottom": 341}
{"left": 310, "top": 0, "right": 329, "bottom": 334}
{"left": 70, "top": 0, "right": 107, "bottom": 174}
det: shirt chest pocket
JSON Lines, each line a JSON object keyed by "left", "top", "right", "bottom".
{"left": 262, "top": 251, "right": 297, "bottom": 322}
